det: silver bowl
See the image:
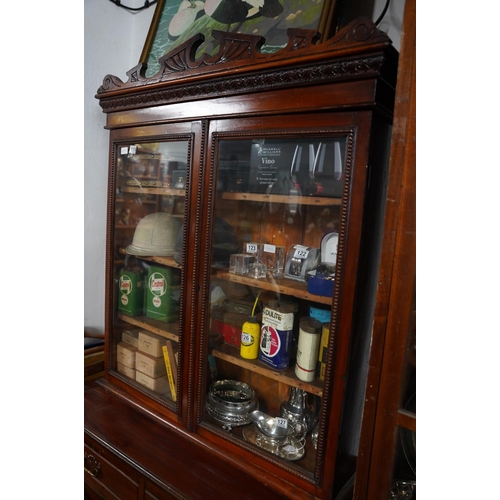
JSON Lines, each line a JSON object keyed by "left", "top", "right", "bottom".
{"left": 206, "top": 380, "right": 258, "bottom": 429}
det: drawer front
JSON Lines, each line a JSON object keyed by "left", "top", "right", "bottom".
{"left": 144, "top": 478, "right": 183, "bottom": 500}
{"left": 84, "top": 441, "right": 140, "bottom": 500}
{"left": 84, "top": 481, "right": 106, "bottom": 500}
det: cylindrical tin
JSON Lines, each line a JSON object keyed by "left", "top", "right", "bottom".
{"left": 308, "top": 304, "right": 331, "bottom": 325}
{"left": 295, "top": 317, "right": 322, "bottom": 382}
{"left": 258, "top": 302, "right": 295, "bottom": 371}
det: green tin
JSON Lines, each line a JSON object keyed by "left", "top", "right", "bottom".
{"left": 146, "top": 265, "right": 181, "bottom": 323}
{"left": 117, "top": 268, "right": 145, "bottom": 317}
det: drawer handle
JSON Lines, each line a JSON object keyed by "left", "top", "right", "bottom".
{"left": 84, "top": 452, "right": 102, "bottom": 478}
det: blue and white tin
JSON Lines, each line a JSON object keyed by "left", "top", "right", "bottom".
{"left": 258, "top": 303, "right": 295, "bottom": 371}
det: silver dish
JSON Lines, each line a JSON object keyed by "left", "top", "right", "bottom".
{"left": 242, "top": 425, "right": 306, "bottom": 461}
{"left": 206, "top": 380, "right": 258, "bottom": 430}
{"left": 248, "top": 410, "right": 293, "bottom": 440}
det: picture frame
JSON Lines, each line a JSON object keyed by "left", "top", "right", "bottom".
{"left": 140, "top": 0, "right": 342, "bottom": 78}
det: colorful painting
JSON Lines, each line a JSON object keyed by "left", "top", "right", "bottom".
{"left": 142, "top": 0, "right": 334, "bottom": 77}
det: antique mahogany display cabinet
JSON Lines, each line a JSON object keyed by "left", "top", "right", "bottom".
{"left": 85, "top": 17, "right": 399, "bottom": 500}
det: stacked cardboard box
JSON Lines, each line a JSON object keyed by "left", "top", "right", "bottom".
{"left": 135, "top": 330, "right": 169, "bottom": 394}
{"left": 117, "top": 328, "right": 169, "bottom": 395}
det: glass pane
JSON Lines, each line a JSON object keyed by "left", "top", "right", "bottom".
{"left": 391, "top": 284, "right": 416, "bottom": 495}
{"left": 203, "top": 135, "right": 347, "bottom": 472}
{"left": 111, "top": 140, "right": 188, "bottom": 408}
{"left": 390, "top": 426, "right": 416, "bottom": 499}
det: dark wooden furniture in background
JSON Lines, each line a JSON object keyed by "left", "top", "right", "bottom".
{"left": 85, "top": 331, "right": 105, "bottom": 382}
{"left": 85, "top": 381, "right": 289, "bottom": 500}
{"left": 353, "top": 0, "right": 416, "bottom": 498}
{"left": 85, "top": 17, "right": 402, "bottom": 500}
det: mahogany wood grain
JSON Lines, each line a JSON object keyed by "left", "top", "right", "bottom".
{"left": 352, "top": 1, "right": 416, "bottom": 498}
{"left": 94, "top": 17, "right": 399, "bottom": 500}
{"left": 85, "top": 382, "right": 290, "bottom": 500}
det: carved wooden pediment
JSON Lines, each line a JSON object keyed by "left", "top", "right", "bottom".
{"left": 96, "top": 18, "right": 395, "bottom": 112}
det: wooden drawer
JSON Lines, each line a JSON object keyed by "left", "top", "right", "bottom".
{"left": 144, "top": 478, "right": 183, "bottom": 500}
{"left": 84, "top": 439, "right": 140, "bottom": 500}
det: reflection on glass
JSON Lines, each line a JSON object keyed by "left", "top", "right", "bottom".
{"left": 112, "top": 140, "right": 188, "bottom": 406}
{"left": 204, "top": 135, "right": 348, "bottom": 471}
{"left": 391, "top": 286, "right": 416, "bottom": 494}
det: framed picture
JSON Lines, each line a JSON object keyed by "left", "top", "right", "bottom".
{"left": 140, "top": 0, "right": 341, "bottom": 78}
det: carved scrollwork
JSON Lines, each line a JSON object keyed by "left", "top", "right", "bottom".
{"left": 156, "top": 30, "right": 265, "bottom": 79}
{"left": 126, "top": 63, "right": 148, "bottom": 84}
{"left": 157, "top": 33, "right": 205, "bottom": 77}
{"left": 97, "top": 74, "right": 125, "bottom": 94}
{"left": 283, "top": 28, "right": 320, "bottom": 52}
{"left": 328, "top": 17, "right": 390, "bottom": 47}
{"left": 206, "top": 30, "right": 264, "bottom": 64}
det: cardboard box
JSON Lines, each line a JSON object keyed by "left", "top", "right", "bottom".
{"left": 135, "top": 371, "right": 170, "bottom": 393}
{"left": 138, "top": 330, "right": 165, "bottom": 357}
{"left": 121, "top": 328, "right": 140, "bottom": 348}
{"left": 145, "top": 265, "right": 181, "bottom": 323}
{"left": 117, "top": 342, "right": 138, "bottom": 369}
{"left": 117, "top": 362, "right": 135, "bottom": 379}
{"left": 135, "top": 351, "right": 166, "bottom": 378}
{"left": 317, "top": 323, "right": 330, "bottom": 381}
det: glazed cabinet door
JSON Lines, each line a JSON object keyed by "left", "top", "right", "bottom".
{"left": 195, "top": 111, "right": 378, "bottom": 497}
{"left": 105, "top": 121, "right": 202, "bottom": 418}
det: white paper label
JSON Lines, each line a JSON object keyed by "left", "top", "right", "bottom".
{"left": 275, "top": 417, "right": 288, "bottom": 429}
{"left": 293, "top": 245, "right": 310, "bottom": 259}
{"left": 263, "top": 244, "right": 276, "bottom": 253}
{"left": 120, "top": 146, "right": 128, "bottom": 155}
{"left": 246, "top": 243, "right": 258, "bottom": 254}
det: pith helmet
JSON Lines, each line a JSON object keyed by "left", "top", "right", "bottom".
{"left": 126, "top": 212, "right": 182, "bottom": 256}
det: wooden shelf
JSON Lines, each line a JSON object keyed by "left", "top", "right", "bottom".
{"left": 201, "top": 419, "right": 318, "bottom": 473}
{"left": 139, "top": 255, "right": 182, "bottom": 269}
{"left": 115, "top": 197, "right": 156, "bottom": 205}
{"left": 215, "top": 270, "right": 331, "bottom": 305}
{"left": 211, "top": 343, "right": 323, "bottom": 397}
{"left": 118, "top": 314, "right": 179, "bottom": 342}
{"left": 118, "top": 249, "right": 182, "bottom": 269}
{"left": 396, "top": 409, "right": 416, "bottom": 433}
{"left": 121, "top": 186, "right": 185, "bottom": 196}
{"left": 221, "top": 192, "right": 341, "bottom": 206}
